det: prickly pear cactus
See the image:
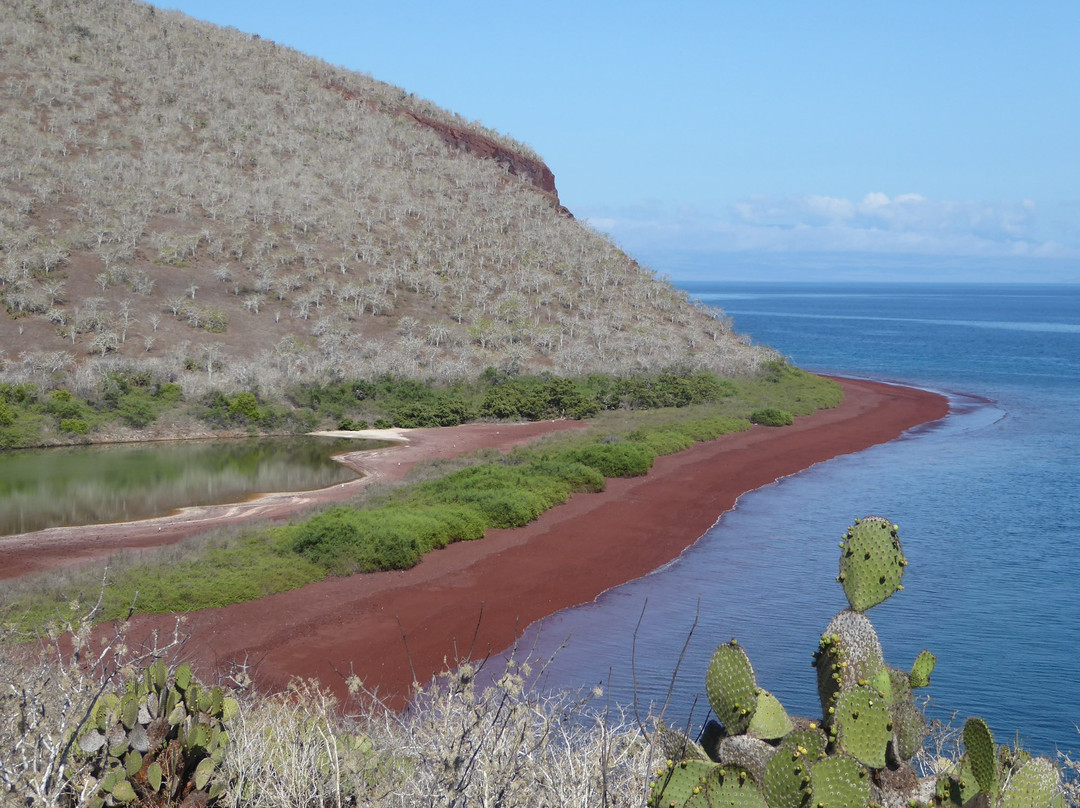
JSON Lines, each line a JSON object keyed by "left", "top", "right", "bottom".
{"left": 705, "top": 640, "right": 759, "bottom": 735}
{"left": 938, "top": 754, "right": 981, "bottom": 807}
{"left": 77, "top": 660, "right": 237, "bottom": 806}
{"left": 837, "top": 517, "right": 906, "bottom": 612}
{"left": 657, "top": 516, "right": 1065, "bottom": 808}
{"left": 888, "top": 689, "right": 927, "bottom": 763}
{"left": 930, "top": 717, "right": 1068, "bottom": 808}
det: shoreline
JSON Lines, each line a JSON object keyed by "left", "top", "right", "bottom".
{"left": 93, "top": 376, "right": 948, "bottom": 709}
{"left": 0, "top": 420, "right": 591, "bottom": 580}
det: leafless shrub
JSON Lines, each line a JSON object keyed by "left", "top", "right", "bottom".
{"left": 216, "top": 653, "right": 653, "bottom": 808}
{"left": 0, "top": 0, "right": 771, "bottom": 396}
{"left": 0, "top": 578, "right": 187, "bottom": 806}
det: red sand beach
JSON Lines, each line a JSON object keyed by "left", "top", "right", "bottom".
{"left": 3, "top": 377, "right": 948, "bottom": 708}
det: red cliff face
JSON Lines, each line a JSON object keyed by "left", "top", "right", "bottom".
{"left": 402, "top": 111, "right": 569, "bottom": 215}
{"left": 403, "top": 113, "right": 556, "bottom": 193}
{"left": 325, "top": 79, "right": 568, "bottom": 214}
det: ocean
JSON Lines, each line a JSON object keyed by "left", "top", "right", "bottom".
{"left": 506, "top": 282, "right": 1080, "bottom": 756}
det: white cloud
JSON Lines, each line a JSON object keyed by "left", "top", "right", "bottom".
{"left": 586, "top": 192, "right": 1078, "bottom": 263}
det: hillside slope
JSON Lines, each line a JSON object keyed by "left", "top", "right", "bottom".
{"left": 0, "top": 0, "right": 773, "bottom": 398}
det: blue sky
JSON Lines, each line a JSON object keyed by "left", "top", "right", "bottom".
{"left": 161, "top": 1, "right": 1078, "bottom": 282}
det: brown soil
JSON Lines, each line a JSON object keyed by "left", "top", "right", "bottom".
{"left": 4, "top": 377, "right": 949, "bottom": 710}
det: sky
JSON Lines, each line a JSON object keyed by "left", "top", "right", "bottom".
{"left": 160, "top": 1, "right": 1079, "bottom": 283}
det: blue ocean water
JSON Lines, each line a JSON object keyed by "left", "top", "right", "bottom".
{"left": 505, "top": 282, "right": 1080, "bottom": 756}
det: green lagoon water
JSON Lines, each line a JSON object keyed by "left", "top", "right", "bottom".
{"left": 0, "top": 436, "right": 375, "bottom": 536}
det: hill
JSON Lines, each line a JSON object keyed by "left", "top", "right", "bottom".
{"left": 0, "top": 0, "right": 773, "bottom": 401}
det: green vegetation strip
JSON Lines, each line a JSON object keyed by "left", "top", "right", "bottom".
{"left": 1, "top": 360, "right": 835, "bottom": 448}
{"left": 0, "top": 365, "right": 840, "bottom": 633}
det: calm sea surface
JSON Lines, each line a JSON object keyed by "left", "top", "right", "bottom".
{"left": 506, "top": 282, "right": 1080, "bottom": 756}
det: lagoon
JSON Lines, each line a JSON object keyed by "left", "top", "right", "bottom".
{"left": 0, "top": 435, "right": 375, "bottom": 536}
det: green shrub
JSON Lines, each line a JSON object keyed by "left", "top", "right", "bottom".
{"left": 424, "top": 505, "right": 488, "bottom": 544}
{"left": 0, "top": 382, "right": 38, "bottom": 404}
{"left": 117, "top": 391, "right": 156, "bottom": 427}
{"left": 229, "top": 391, "right": 262, "bottom": 421}
{"left": 627, "top": 426, "right": 695, "bottom": 456}
{"left": 104, "top": 536, "right": 324, "bottom": 614}
{"left": 677, "top": 416, "right": 753, "bottom": 442}
{"left": 456, "top": 488, "right": 548, "bottom": 528}
{"left": 588, "top": 369, "right": 737, "bottom": 411}
{"left": 291, "top": 507, "right": 423, "bottom": 574}
{"left": 419, "top": 464, "right": 572, "bottom": 513}
{"left": 528, "top": 458, "right": 607, "bottom": 493}
{"left": 155, "top": 382, "right": 183, "bottom": 404}
{"left": 750, "top": 407, "right": 794, "bottom": 427}
{"left": 290, "top": 503, "right": 490, "bottom": 574}
{"left": 0, "top": 410, "right": 44, "bottom": 447}
{"left": 59, "top": 417, "right": 90, "bottom": 435}
{"left": 44, "top": 389, "right": 87, "bottom": 420}
{"left": 478, "top": 384, "right": 524, "bottom": 419}
{"left": 738, "top": 362, "right": 842, "bottom": 415}
{"left": 391, "top": 394, "right": 472, "bottom": 428}
{"left": 565, "top": 443, "right": 655, "bottom": 477}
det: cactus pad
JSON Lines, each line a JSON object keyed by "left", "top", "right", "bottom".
{"left": 810, "top": 755, "right": 870, "bottom": 808}
{"left": 709, "top": 766, "right": 769, "bottom": 808}
{"left": 706, "top": 641, "right": 759, "bottom": 735}
{"left": 716, "top": 734, "right": 776, "bottom": 784}
{"left": 657, "top": 724, "right": 707, "bottom": 763}
{"left": 814, "top": 610, "right": 884, "bottom": 712}
{"left": 909, "top": 649, "right": 936, "bottom": 689}
{"left": 832, "top": 686, "right": 893, "bottom": 769}
{"left": 650, "top": 759, "right": 719, "bottom": 808}
{"left": 762, "top": 734, "right": 821, "bottom": 808}
{"left": 939, "top": 755, "right": 981, "bottom": 807}
{"left": 747, "top": 690, "right": 794, "bottom": 741}
{"left": 889, "top": 691, "right": 927, "bottom": 762}
{"left": 651, "top": 761, "right": 767, "bottom": 808}
{"left": 963, "top": 717, "right": 998, "bottom": 796}
{"left": 75, "top": 660, "right": 233, "bottom": 806}
{"left": 1000, "top": 756, "right": 1064, "bottom": 808}
{"left": 837, "top": 517, "right": 905, "bottom": 612}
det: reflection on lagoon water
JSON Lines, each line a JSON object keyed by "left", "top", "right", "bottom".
{"left": 0, "top": 436, "right": 381, "bottom": 536}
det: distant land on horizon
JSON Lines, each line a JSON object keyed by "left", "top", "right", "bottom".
{"left": 649, "top": 251, "right": 1079, "bottom": 285}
